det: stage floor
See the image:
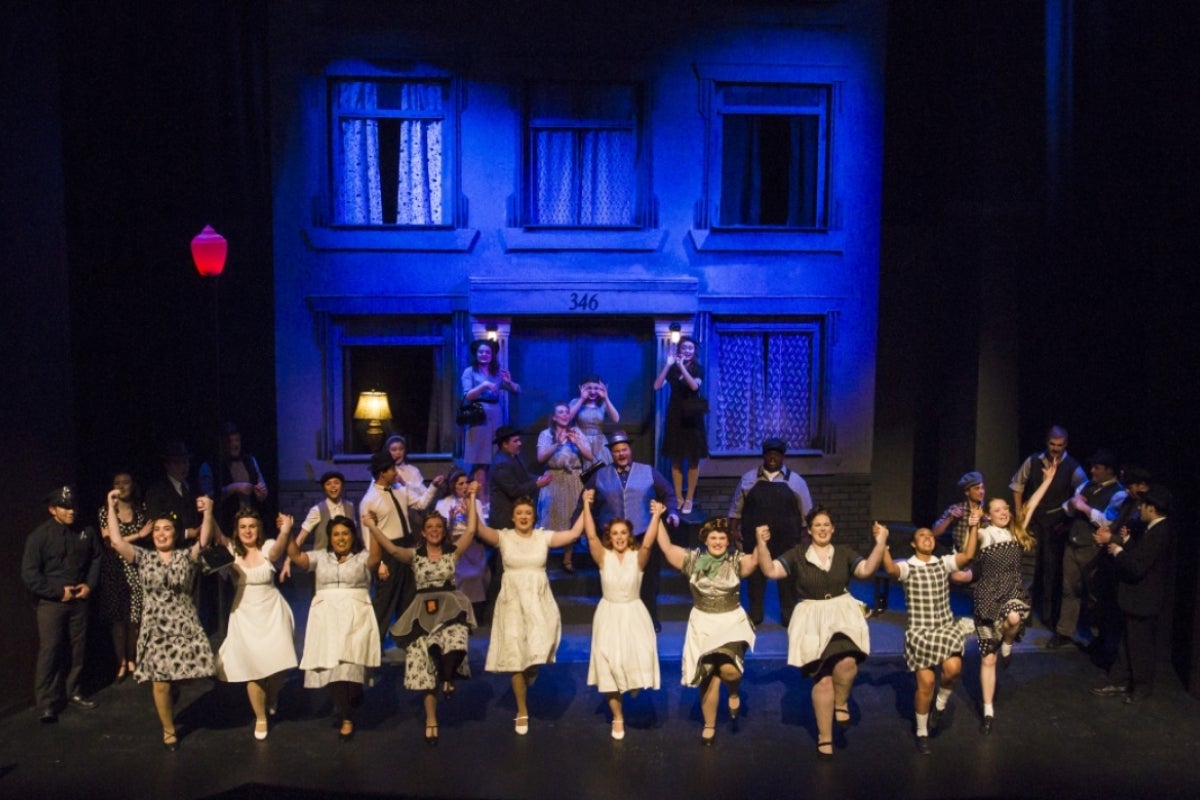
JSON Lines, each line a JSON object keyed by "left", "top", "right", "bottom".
{"left": 2, "top": 607, "right": 1197, "bottom": 800}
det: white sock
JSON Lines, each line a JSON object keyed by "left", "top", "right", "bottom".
{"left": 983, "top": 702, "right": 995, "bottom": 717}
{"left": 1000, "top": 642, "right": 1013, "bottom": 657}
{"left": 916, "top": 712, "right": 929, "bottom": 736}
{"left": 936, "top": 687, "right": 953, "bottom": 710}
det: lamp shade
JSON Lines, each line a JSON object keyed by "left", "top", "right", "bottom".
{"left": 191, "top": 225, "right": 228, "bottom": 277}
{"left": 353, "top": 390, "right": 393, "bottom": 422}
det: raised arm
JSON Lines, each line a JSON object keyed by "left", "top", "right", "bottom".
{"left": 467, "top": 482, "right": 500, "bottom": 547}
{"left": 449, "top": 504, "right": 478, "bottom": 558}
{"left": 952, "top": 508, "right": 981, "bottom": 570}
{"left": 656, "top": 511, "right": 689, "bottom": 571}
{"left": 264, "top": 513, "right": 294, "bottom": 562}
{"left": 187, "top": 496, "right": 215, "bottom": 561}
{"left": 637, "top": 500, "right": 665, "bottom": 571}
{"left": 881, "top": 542, "right": 901, "bottom": 579}
{"left": 549, "top": 489, "right": 592, "bottom": 549}
{"left": 364, "top": 513, "right": 415, "bottom": 564}
{"left": 755, "top": 526, "right": 788, "bottom": 580}
{"left": 598, "top": 382, "right": 620, "bottom": 422}
{"left": 105, "top": 490, "right": 137, "bottom": 563}
{"left": 737, "top": 547, "right": 759, "bottom": 578}
{"left": 285, "top": 524, "right": 311, "bottom": 572}
{"left": 854, "top": 522, "right": 891, "bottom": 578}
{"left": 583, "top": 492, "right": 606, "bottom": 568}
{"left": 653, "top": 355, "right": 675, "bottom": 391}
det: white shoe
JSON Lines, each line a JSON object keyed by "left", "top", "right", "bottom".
{"left": 611, "top": 720, "right": 625, "bottom": 740}
{"left": 681, "top": 500, "right": 693, "bottom": 514}
{"left": 514, "top": 715, "right": 529, "bottom": 735}
{"left": 254, "top": 721, "right": 268, "bottom": 741}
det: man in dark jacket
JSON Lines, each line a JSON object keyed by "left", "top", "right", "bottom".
{"left": 21, "top": 486, "right": 102, "bottom": 722}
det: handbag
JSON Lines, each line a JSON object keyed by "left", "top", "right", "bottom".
{"left": 198, "top": 544, "right": 235, "bottom": 575}
{"left": 456, "top": 400, "right": 487, "bottom": 426}
{"left": 681, "top": 395, "right": 710, "bottom": 416}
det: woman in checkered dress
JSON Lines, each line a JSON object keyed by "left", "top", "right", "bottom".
{"left": 970, "top": 498, "right": 1033, "bottom": 734}
{"left": 882, "top": 519, "right": 978, "bottom": 754}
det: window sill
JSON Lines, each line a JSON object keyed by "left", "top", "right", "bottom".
{"left": 499, "top": 227, "right": 666, "bottom": 252}
{"left": 688, "top": 228, "right": 846, "bottom": 254}
{"left": 304, "top": 226, "right": 480, "bottom": 253}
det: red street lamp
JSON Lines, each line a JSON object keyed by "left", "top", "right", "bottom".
{"left": 191, "top": 225, "right": 227, "bottom": 277}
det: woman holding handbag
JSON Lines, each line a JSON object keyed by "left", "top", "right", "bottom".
{"left": 654, "top": 335, "right": 708, "bottom": 514}
{"left": 460, "top": 339, "right": 521, "bottom": 490}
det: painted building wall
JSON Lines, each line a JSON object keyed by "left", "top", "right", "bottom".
{"left": 270, "top": 1, "right": 885, "bottom": 504}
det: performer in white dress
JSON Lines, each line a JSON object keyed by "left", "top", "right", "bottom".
{"left": 214, "top": 511, "right": 298, "bottom": 740}
{"left": 656, "top": 515, "right": 759, "bottom": 746}
{"left": 473, "top": 486, "right": 588, "bottom": 735}
{"left": 582, "top": 496, "right": 660, "bottom": 740}
{"left": 285, "top": 515, "right": 382, "bottom": 743}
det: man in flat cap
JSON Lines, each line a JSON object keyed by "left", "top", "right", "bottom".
{"left": 933, "top": 471, "right": 988, "bottom": 554}
{"left": 729, "top": 437, "right": 813, "bottom": 626}
{"left": 1050, "top": 449, "right": 1126, "bottom": 649}
{"left": 21, "top": 486, "right": 102, "bottom": 722}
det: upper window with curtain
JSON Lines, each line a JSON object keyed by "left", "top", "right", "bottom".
{"left": 330, "top": 78, "right": 453, "bottom": 227}
{"left": 714, "top": 82, "right": 830, "bottom": 230}
{"left": 523, "top": 81, "right": 643, "bottom": 228}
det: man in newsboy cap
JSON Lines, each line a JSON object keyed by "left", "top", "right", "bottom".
{"left": 21, "top": 486, "right": 102, "bottom": 722}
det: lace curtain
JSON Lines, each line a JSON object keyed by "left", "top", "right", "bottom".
{"left": 712, "top": 330, "right": 813, "bottom": 452}
{"left": 334, "top": 81, "right": 444, "bottom": 225}
{"left": 532, "top": 129, "right": 634, "bottom": 225}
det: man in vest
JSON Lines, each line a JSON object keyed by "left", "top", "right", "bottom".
{"left": 729, "top": 437, "right": 813, "bottom": 626}
{"left": 289, "top": 471, "right": 356, "bottom": 597}
{"left": 587, "top": 431, "right": 679, "bottom": 631}
{"left": 1009, "top": 425, "right": 1086, "bottom": 631}
{"left": 1049, "top": 449, "right": 1126, "bottom": 649}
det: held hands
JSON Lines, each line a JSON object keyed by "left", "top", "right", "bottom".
{"left": 756, "top": 525, "right": 771, "bottom": 544}
{"left": 467, "top": 480, "right": 480, "bottom": 497}
{"left": 649, "top": 499, "right": 665, "bottom": 517}
{"left": 1094, "top": 526, "right": 1113, "bottom": 546}
{"left": 582, "top": 488, "right": 594, "bottom": 506}
{"left": 196, "top": 496, "right": 213, "bottom": 514}
{"left": 277, "top": 513, "right": 294, "bottom": 535}
{"left": 872, "top": 521, "right": 889, "bottom": 546}
{"left": 967, "top": 508, "right": 982, "bottom": 527}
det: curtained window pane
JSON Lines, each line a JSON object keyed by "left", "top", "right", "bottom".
{"left": 714, "top": 83, "right": 829, "bottom": 230}
{"left": 331, "top": 79, "right": 448, "bottom": 226}
{"left": 711, "top": 323, "right": 819, "bottom": 454}
{"left": 526, "top": 82, "right": 639, "bottom": 227}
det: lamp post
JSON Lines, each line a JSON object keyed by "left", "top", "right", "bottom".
{"left": 191, "top": 225, "right": 227, "bottom": 497}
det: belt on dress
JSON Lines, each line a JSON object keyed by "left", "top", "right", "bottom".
{"left": 691, "top": 592, "right": 741, "bottom": 614}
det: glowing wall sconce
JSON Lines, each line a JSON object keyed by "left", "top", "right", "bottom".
{"left": 354, "top": 390, "right": 393, "bottom": 453}
{"left": 485, "top": 324, "right": 499, "bottom": 342}
{"left": 191, "top": 225, "right": 228, "bottom": 277}
{"left": 669, "top": 322, "right": 682, "bottom": 345}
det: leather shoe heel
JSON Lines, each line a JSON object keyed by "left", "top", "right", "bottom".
{"left": 980, "top": 716, "right": 993, "bottom": 735}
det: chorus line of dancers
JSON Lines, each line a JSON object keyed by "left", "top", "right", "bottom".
{"left": 87, "top": 473, "right": 1041, "bottom": 757}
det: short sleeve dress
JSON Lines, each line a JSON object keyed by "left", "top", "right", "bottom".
{"left": 133, "top": 548, "right": 215, "bottom": 683}
{"left": 896, "top": 554, "right": 967, "bottom": 671}
{"left": 299, "top": 550, "right": 380, "bottom": 688}
{"left": 680, "top": 549, "right": 755, "bottom": 686}
{"left": 389, "top": 548, "right": 477, "bottom": 691}
{"left": 436, "top": 496, "right": 490, "bottom": 603}
{"left": 461, "top": 367, "right": 506, "bottom": 465}
{"left": 215, "top": 540, "right": 298, "bottom": 682}
{"left": 778, "top": 544, "right": 870, "bottom": 677}
{"left": 574, "top": 404, "right": 612, "bottom": 465}
{"left": 97, "top": 504, "right": 145, "bottom": 625}
{"left": 485, "top": 529, "right": 561, "bottom": 672}
{"left": 535, "top": 427, "right": 586, "bottom": 531}
{"left": 588, "top": 549, "right": 660, "bottom": 692}
{"left": 662, "top": 362, "right": 708, "bottom": 461}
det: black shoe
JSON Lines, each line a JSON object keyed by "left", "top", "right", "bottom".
{"left": 162, "top": 731, "right": 179, "bottom": 752}
{"left": 928, "top": 706, "right": 943, "bottom": 732}
{"left": 980, "top": 716, "right": 993, "bottom": 735}
{"left": 69, "top": 694, "right": 97, "bottom": 710}
{"left": 915, "top": 735, "right": 932, "bottom": 755}
{"left": 1044, "top": 634, "right": 1076, "bottom": 650}
{"left": 1123, "top": 689, "right": 1151, "bottom": 705}
{"left": 40, "top": 709, "right": 58, "bottom": 724}
{"left": 1091, "top": 684, "right": 1127, "bottom": 697}
{"left": 816, "top": 740, "right": 834, "bottom": 760}
{"left": 999, "top": 651, "right": 1012, "bottom": 669}
{"left": 425, "top": 725, "right": 439, "bottom": 746}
